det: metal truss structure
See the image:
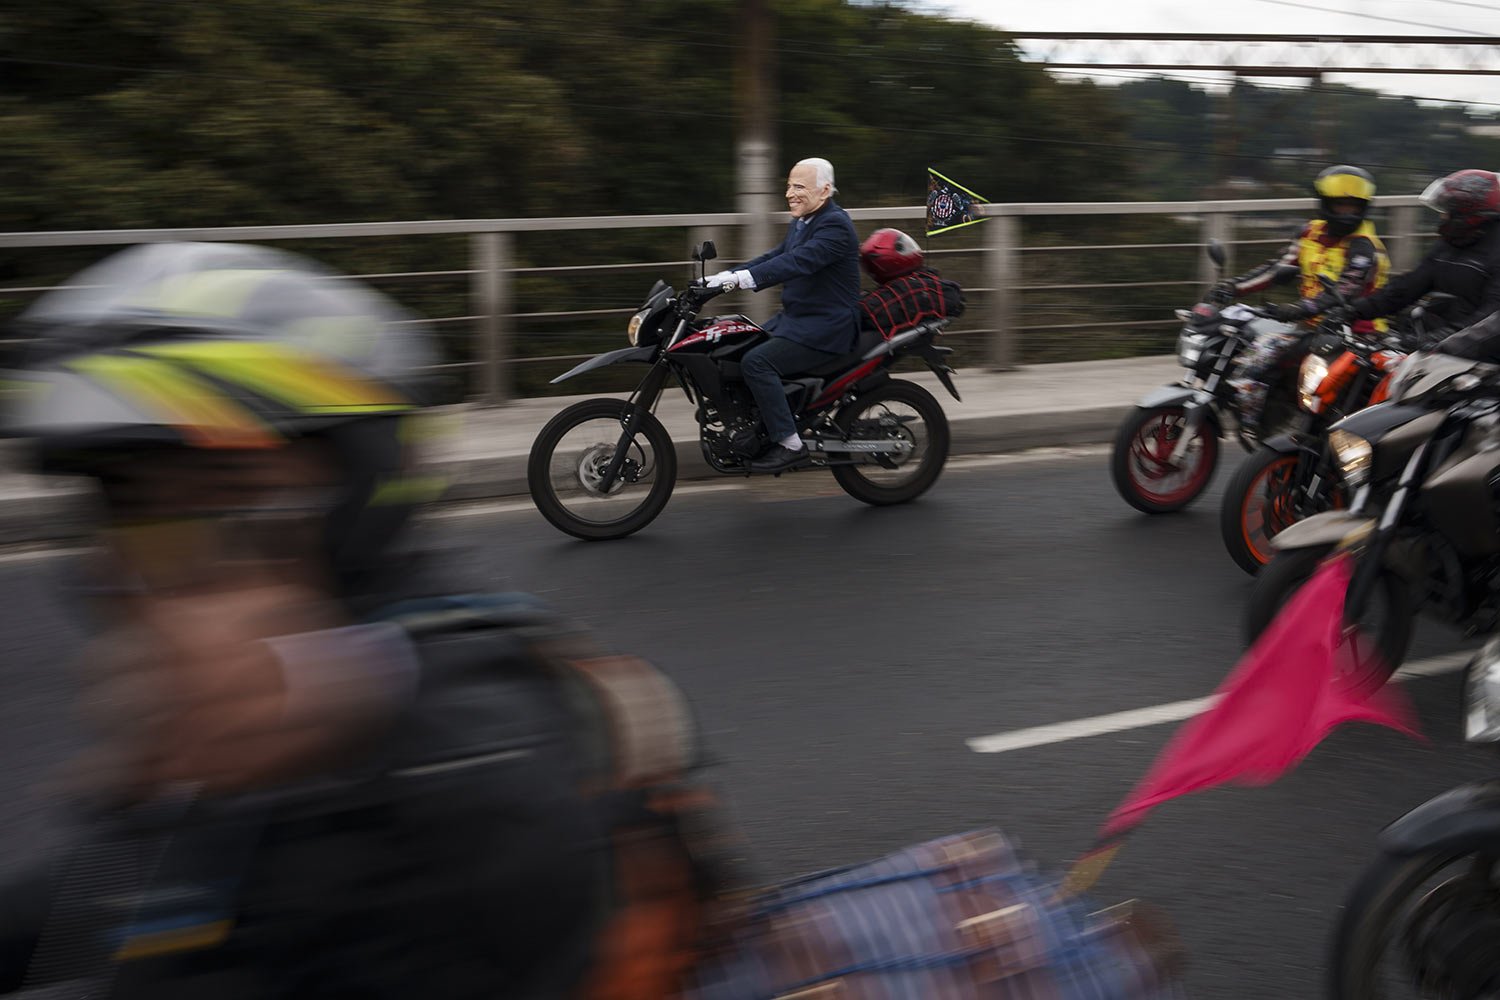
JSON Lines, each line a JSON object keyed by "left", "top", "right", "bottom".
{"left": 1012, "top": 33, "right": 1500, "bottom": 78}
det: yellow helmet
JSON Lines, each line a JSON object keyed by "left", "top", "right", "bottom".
{"left": 1313, "top": 165, "right": 1376, "bottom": 238}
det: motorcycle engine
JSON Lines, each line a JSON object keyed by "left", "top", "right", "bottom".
{"left": 697, "top": 400, "right": 763, "bottom": 471}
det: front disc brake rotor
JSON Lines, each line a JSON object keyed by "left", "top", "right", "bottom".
{"left": 576, "top": 442, "right": 644, "bottom": 497}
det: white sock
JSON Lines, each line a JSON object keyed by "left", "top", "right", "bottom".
{"left": 779, "top": 433, "right": 805, "bottom": 451}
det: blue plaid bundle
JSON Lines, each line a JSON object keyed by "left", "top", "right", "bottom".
{"left": 685, "top": 830, "right": 1184, "bottom": 1000}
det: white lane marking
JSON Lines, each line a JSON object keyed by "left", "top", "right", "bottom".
{"left": 966, "top": 650, "right": 1476, "bottom": 755}
{"left": 429, "top": 445, "right": 1112, "bottom": 521}
{"left": 0, "top": 445, "right": 1113, "bottom": 551}
{"left": 426, "top": 483, "right": 745, "bottom": 520}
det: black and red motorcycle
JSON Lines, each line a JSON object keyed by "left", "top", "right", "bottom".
{"left": 527, "top": 242, "right": 961, "bottom": 540}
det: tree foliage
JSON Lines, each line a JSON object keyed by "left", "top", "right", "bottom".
{"left": 1, "top": 0, "right": 1144, "bottom": 233}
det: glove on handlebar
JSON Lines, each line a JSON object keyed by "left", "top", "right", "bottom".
{"left": 1268, "top": 300, "right": 1316, "bottom": 323}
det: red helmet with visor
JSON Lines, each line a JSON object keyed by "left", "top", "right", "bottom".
{"left": 860, "top": 228, "right": 925, "bottom": 284}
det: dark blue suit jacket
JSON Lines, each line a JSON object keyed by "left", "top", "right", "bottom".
{"left": 741, "top": 201, "right": 860, "bottom": 355}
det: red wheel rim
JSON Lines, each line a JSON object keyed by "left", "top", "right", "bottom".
{"left": 1126, "top": 408, "right": 1213, "bottom": 505}
{"left": 1240, "top": 455, "right": 1300, "bottom": 567}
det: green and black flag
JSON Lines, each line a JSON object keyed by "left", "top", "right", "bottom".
{"left": 926, "top": 168, "right": 987, "bottom": 237}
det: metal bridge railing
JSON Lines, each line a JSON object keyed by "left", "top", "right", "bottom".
{"left": 0, "top": 195, "right": 1429, "bottom": 404}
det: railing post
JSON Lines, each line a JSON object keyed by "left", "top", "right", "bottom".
{"left": 1199, "top": 212, "right": 1235, "bottom": 286}
{"left": 1389, "top": 204, "right": 1421, "bottom": 272}
{"left": 985, "top": 212, "right": 1020, "bottom": 371}
{"left": 472, "top": 231, "right": 513, "bottom": 406}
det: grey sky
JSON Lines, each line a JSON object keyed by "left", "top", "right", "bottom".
{"left": 927, "top": 0, "right": 1500, "bottom": 109}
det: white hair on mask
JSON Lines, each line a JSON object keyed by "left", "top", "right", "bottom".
{"left": 797, "top": 157, "right": 837, "bottom": 196}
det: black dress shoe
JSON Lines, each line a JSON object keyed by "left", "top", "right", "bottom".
{"left": 748, "top": 444, "right": 809, "bottom": 473}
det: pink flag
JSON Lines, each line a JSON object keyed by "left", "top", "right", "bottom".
{"left": 1099, "top": 554, "right": 1423, "bottom": 842}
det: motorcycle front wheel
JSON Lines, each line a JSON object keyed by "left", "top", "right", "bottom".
{"left": 527, "top": 398, "right": 677, "bottom": 540}
{"left": 830, "top": 380, "right": 950, "bottom": 506}
{"left": 1244, "top": 543, "right": 1414, "bottom": 690}
{"left": 1331, "top": 847, "right": 1500, "bottom": 999}
{"left": 1109, "top": 404, "right": 1220, "bottom": 514}
{"left": 1219, "top": 447, "right": 1336, "bottom": 576}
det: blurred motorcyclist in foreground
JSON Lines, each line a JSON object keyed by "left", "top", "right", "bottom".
{"left": 0, "top": 243, "right": 727, "bottom": 999}
{"left": 1216, "top": 165, "right": 1389, "bottom": 437}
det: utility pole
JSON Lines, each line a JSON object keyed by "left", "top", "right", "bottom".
{"left": 736, "top": 0, "right": 776, "bottom": 321}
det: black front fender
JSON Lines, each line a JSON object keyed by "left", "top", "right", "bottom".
{"left": 1259, "top": 432, "right": 1304, "bottom": 456}
{"left": 1378, "top": 779, "right": 1500, "bottom": 857}
{"left": 550, "top": 345, "right": 657, "bottom": 384}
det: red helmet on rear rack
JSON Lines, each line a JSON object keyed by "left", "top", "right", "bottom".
{"left": 860, "top": 228, "right": 925, "bottom": 284}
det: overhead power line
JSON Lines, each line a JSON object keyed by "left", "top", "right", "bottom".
{"left": 1426, "top": 0, "right": 1500, "bottom": 13}
{"left": 1045, "top": 65, "right": 1500, "bottom": 111}
{"left": 1246, "top": 0, "right": 1489, "bottom": 36}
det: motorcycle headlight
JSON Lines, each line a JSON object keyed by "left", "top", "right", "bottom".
{"left": 1177, "top": 330, "right": 1206, "bottom": 367}
{"left": 626, "top": 308, "right": 650, "bottom": 346}
{"left": 1329, "top": 428, "right": 1372, "bottom": 488}
{"left": 1466, "top": 639, "right": 1500, "bottom": 742}
{"left": 1298, "top": 354, "right": 1330, "bottom": 412}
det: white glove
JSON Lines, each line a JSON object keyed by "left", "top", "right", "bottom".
{"left": 706, "top": 269, "right": 756, "bottom": 291}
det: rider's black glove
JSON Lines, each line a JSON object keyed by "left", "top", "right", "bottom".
{"left": 1269, "top": 300, "right": 1315, "bottom": 323}
{"left": 1208, "top": 280, "right": 1237, "bottom": 306}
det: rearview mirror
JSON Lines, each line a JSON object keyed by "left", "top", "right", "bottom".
{"left": 1207, "top": 239, "right": 1227, "bottom": 268}
{"left": 692, "top": 241, "right": 718, "bottom": 263}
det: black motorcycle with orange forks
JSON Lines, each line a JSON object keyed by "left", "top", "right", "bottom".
{"left": 1218, "top": 290, "right": 1456, "bottom": 575}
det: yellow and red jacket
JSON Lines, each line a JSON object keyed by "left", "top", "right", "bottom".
{"left": 1235, "top": 219, "right": 1390, "bottom": 333}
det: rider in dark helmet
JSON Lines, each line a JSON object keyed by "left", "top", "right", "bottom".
{"left": 1348, "top": 169, "right": 1500, "bottom": 360}
{"left": 0, "top": 243, "right": 726, "bottom": 999}
{"left": 1217, "top": 165, "right": 1390, "bottom": 437}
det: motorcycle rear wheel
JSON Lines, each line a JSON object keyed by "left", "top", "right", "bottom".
{"left": 527, "top": 398, "right": 677, "bottom": 540}
{"left": 830, "top": 380, "right": 950, "bottom": 506}
{"left": 1110, "top": 404, "right": 1219, "bottom": 514}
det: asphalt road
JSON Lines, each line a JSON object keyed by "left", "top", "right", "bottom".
{"left": 0, "top": 446, "right": 1493, "bottom": 998}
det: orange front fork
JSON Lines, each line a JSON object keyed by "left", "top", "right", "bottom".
{"left": 1314, "top": 351, "right": 1360, "bottom": 410}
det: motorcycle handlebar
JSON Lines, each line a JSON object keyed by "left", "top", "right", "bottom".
{"left": 681, "top": 281, "right": 730, "bottom": 310}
